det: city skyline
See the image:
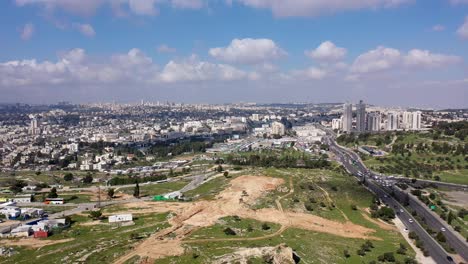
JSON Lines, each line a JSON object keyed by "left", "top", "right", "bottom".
{"left": 1, "top": 1, "right": 468, "bottom": 108}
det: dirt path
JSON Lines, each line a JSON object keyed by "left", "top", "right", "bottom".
{"left": 361, "top": 211, "right": 396, "bottom": 231}
{"left": 113, "top": 175, "right": 378, "bottom": 263}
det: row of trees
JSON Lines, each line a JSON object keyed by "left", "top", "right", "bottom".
{"left": 224, "top": 151, "right": 330, "bottom": 169}
{"left": 108, "top": 174, "right": 167, "bottom": 186}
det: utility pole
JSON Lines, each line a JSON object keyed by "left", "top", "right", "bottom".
{"left": 97, "top": 186, "right": 101, "bottom": 208}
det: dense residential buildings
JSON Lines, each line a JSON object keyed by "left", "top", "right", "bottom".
{"left": 386, "top": 112, "right": 399, "bottom": 131}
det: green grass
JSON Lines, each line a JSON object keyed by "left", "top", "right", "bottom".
{"left": 160, "top": 168, "right": 415, "bottom": 264}
{"left": 118, "top": 181, "right": 189, "bottom": 197}
{"left": 0, "top": 212, "right": 170, "bottom": 264}
{"left": 183, "top": 176, "right": 231, "bottom": 200}
{"left": 161, "top": 227, "right": 414, "bottom": 264}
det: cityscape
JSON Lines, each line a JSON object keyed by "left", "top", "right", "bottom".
{"left": 0, "top": 1, "right": 468, "bottom": 264}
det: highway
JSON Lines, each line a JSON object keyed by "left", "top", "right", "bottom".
{"left": 392, "top": 186, "right": 468, "bottom": 261}
{"left": 325, "top": 136, "right": 459, "bottom": 264}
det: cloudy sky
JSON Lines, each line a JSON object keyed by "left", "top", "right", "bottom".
{"left": 1, "top": 0, "right": 468, "bottom": 108}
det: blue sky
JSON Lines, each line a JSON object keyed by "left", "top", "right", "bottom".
{"left": 1, "top": 0, "right": 467, "bottom": 108}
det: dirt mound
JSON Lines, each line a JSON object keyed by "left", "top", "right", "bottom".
{"left": 113, "top": 175, "right": 377, "bottom": 263}
{"left": 213, "top": 244, "right": 295, "bottom": 264}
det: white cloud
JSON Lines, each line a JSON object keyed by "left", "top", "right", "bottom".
{"left": 159, "top": 55, "right": 248, "bottom": 82}
{"left": 305, "top": 41, "right": 347, "bottom": 62}
{"left": 290, "top": 67, "right": 327, "bottom": 80}
{"left": 157, "top": 44, "right": 177, "bottom": 53}
{"left": 128, "top": 0, "right": 158, "bottom": 15}
{"left": 0, "top": 48, "right": 158, "bottom": 87}
{"left": 432, "top": 24, "right": 445, "bottom": 32}
{"left": 351, "top": 46, "right": 401, "bottom": 73}
{"left": 171, "top": 0, "right": 204, "bottom": 9}
{"left": 15, "top": 0, "right": 104, "bottom": 16}
{"left": 209, "top": 38, "right": 286, "bottom": 64}
{"left": 350, "top": 46, "right": 462, "bottom": 76}
{"left": 235, "top": 0, "right": 412, "bottom": 17}
{"left": 15, "top": 0, "right": 202, "bottom": 17}
{"left": 404, "top": 49, "right": 461, "bottom": 68}
{"left": 457, "top": 16, "right": 468, "bottom": 39}
{"left": 73, "top": 23, "right": 96, "bottom": 37}
{"left": 20, "top": 23, "right": 35, "bottom": 40}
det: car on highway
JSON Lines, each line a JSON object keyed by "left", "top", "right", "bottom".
{"left": 400, "top": 209, "right": 404, "bottom": 213}
{"left": 441, "top": 227, "right": 446, "bottom": 232}
{"left": 408, "top": 218, "right": 413, "bottom": 223}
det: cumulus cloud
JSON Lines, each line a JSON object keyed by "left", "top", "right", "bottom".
{"left": 73, "top": 23, "right": 96, "bottom": 37}
{"left": 305, "top": 41, "right": 347, "bottom": 62}
{"left": 457, "top": 16, "right": 468, "bottom": 39}
{"left": 350, "top": 46, "right": 462, "bottom": 76}
{"left": 404, "top": 49, "right": 462, "bottom": 68}
{"left": 160, "top": 55, "right": 248, "bottom": 82}
{"left": 209, "top": 38, "right": 286, "bottom": 64}
{"left": 351, "top": 46, "right": 401, "bottom": 74}
{"left": 0, "top": 48, "right": 158, "bottom": 87}
{"left": 157, "top": 44, "right": 177, "bottom": 53}
{"left": 235, "top": 0, "right": 412, "bottom": 17}
{"left": 0, "top": 48, "right": 255, "bottom": 88}
{"left": 20, "top": 23, "right": 35, "bottom": 40}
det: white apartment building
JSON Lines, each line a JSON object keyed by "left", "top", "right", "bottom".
{"left": 271, "top": 121, "right": 286, "bottom": 136}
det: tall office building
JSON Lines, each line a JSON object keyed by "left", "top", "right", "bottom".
{"left": 342, "top": 103, "right": 352, "bottom": 132}
{"left": 356, "top": 100, "right": 366, "bottom": 132}
{"left": 366, "top": 113, "right": 381, "bottom": 131}
{"left": 386, "top": 112, "right": 399, "bottom": 131}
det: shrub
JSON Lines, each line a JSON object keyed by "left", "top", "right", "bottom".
{"left": 351, "top": 204, "right": 358, "bottom": 210}
{"left": 261, "top": 223, "right": 271, "bottom": 230}
{"left": 343, "top": 249, "right": 350, "bottom": 258}
{"left": 223, "top": 227, "right": 236, "bottom": 236}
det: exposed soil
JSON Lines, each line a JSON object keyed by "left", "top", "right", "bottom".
{"left": 113, "top": 175, "right": 377, "bottom": 263}
{"left": 0, "top": 238, "right": 74, "bottom": 249}
{"left": 212, "top": 243, "right": 295, "bottom": 264}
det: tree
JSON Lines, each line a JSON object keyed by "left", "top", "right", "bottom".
{"left": 83, "top": 174, "right": 93, "bottom": 184}
{"left": 343, "top": 249, "right": 351, "bottom": 258}
{"left": 216, "top": 165, "right": 224, "bottom": 172}
{"left": 9, "top": 180, "right": 27, "bottom": 194}
{"left": 223, "top": 171, "right": 230, "bottom": 178}
{"left": 447, "top": 211, "right": 455, "bottom": 225}
{"left": 64, "top": 173, "right": 74, "bottom": 181}
{"left": 133, "top": 182, "right": 140, "bottom": 198}
{"left": 107, "top": 188, "right": 115, "bottom": 199}
{"left": 436, "top": 231, "right": 446, "bottom": 243}
{"left": 261, "top": 223, "right": 271, "bottom": 230}
{"left": 89, "top": 210, "right": 102, "bottom": 220}
{"left": 48, "top": 187, "right": 58, "bottom": 198}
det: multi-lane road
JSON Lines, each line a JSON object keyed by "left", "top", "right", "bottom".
{"left": 325, "top": 135, "right": 466, "bottom": 264}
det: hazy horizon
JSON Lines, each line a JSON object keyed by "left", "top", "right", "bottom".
{"left": 1, "top": 0, "right": 467, "bottom": 108}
